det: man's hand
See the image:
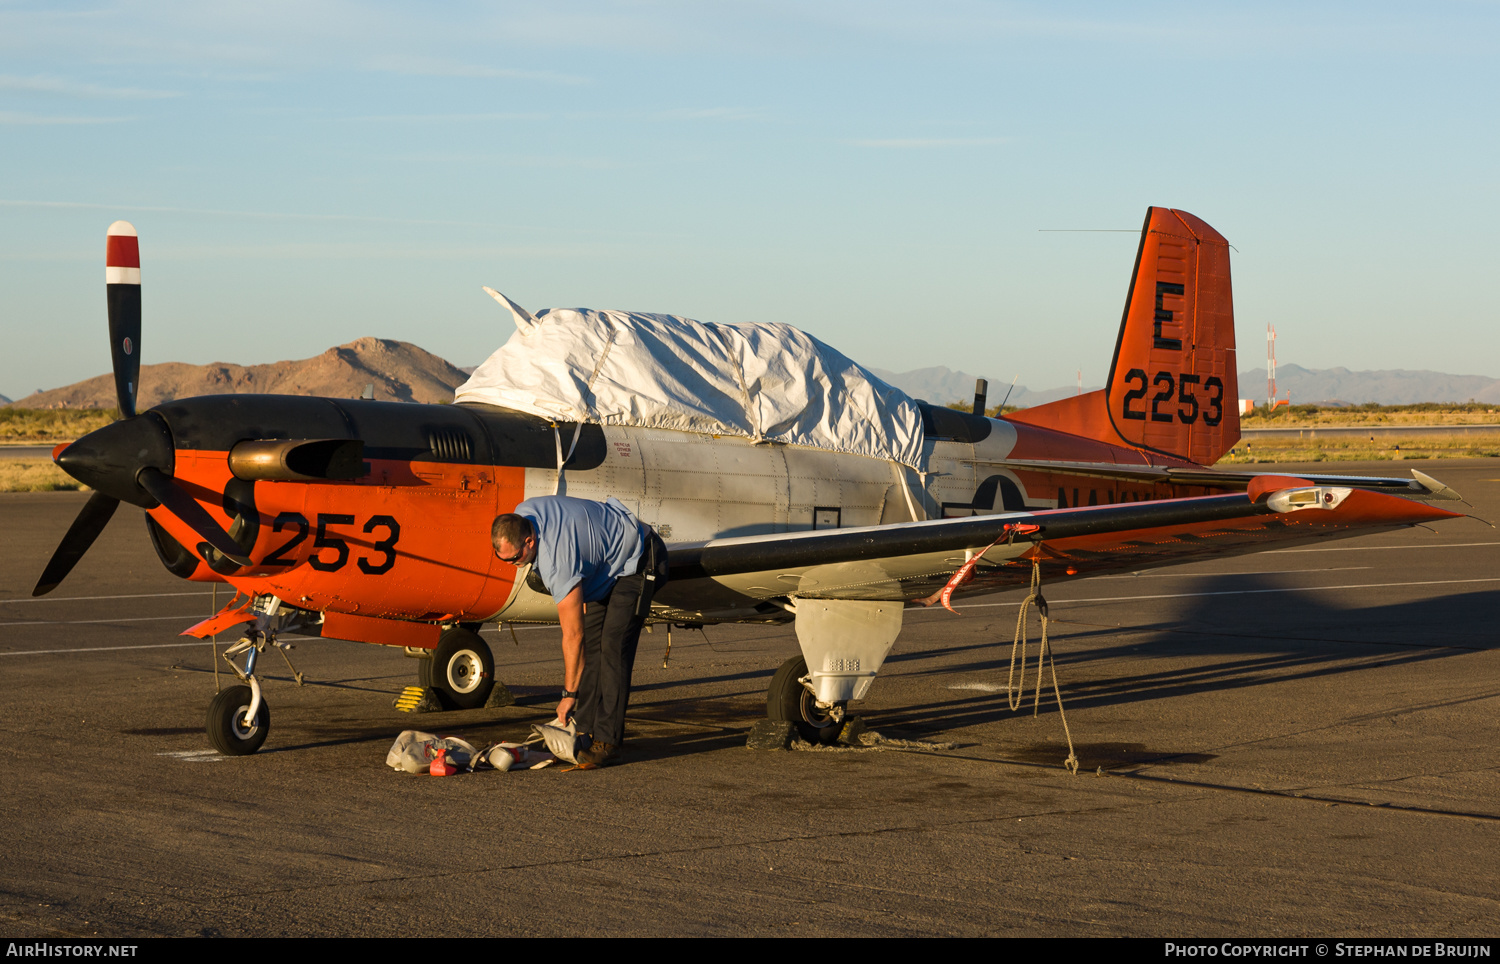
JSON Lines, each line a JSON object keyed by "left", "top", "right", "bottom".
{"left": 556, "top": 586, "right": 584, "bottom": 726}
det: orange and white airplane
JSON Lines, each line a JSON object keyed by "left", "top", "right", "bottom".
{"left": 33, "top": 208, "right": 1464, "bottom": 755}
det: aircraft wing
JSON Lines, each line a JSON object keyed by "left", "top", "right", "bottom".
{"left": 966, "top": 459, "right": 1464, "bottom": 501}
{"left": 654, "top": 481, "right": 1464, "bottom": 619}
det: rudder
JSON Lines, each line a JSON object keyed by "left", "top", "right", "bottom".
{"left": 1107, "top": 207, "right": 1238, "bottom": 463}
{"left": 1009, "top": 206, "right": 1239, "bottom": 465}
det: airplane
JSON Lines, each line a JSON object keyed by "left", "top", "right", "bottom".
{"left": 32, "top": 208, "right": 1465, "bottom": 756}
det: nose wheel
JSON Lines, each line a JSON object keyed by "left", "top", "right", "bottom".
{"left": 767, "top": 654, "right": 843, "bottom": 745}
{"left": 207, "top": 684, "right": 270, "bottom": 755}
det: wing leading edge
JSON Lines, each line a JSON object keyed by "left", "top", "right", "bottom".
{"left": 654, "top": 482, "right": 1463, "bottom": 619}
{"left": 963, "top": 458, "right": 1464, "bottom": 502}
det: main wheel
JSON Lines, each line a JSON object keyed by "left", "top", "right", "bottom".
{"left": 766, "top": 655, "right": 841, "bottom": 745}
{"left": 206, "top": 684, "right": 270, "bottom": 756}
{"left": 425, "top": 627, "right": 495, "bottom": 710}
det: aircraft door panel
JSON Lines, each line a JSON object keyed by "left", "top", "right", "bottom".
{"left": 639, "top": 431, "right": 726, "bottom": 542}
{"left": 629, "top": 432, "right": 785, "bottom": 541}
{"left": 714, "top": 443, "right": 787, "bottom": 537}
{"left": 783, "top": 449, "right": 892, "bottom": 531}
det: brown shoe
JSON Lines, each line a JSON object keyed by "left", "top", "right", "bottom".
{"left": 575, "top": 741, "right": 618, "bottom": 768}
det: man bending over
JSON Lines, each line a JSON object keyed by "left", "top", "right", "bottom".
{"left": 491, "top": 496, "right": 667, "bottom": 768}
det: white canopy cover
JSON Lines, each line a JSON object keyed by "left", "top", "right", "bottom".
{"left": 455, "top": 295, "right": 926, "bottom": 469}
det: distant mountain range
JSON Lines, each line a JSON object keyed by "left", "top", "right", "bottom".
{"left": 867, "top": 367, "right": 1100, "bottom": 408}
{"left": 873, "top": 364, "right": 1500, "bottom": 408}
{"left": 9, "top": 347, "right": 1498, "bottom": 411}
{"left": 9, "top": 338, "right": 467, "bottom": 409}
{"left": 1238, "top": 365, "right": 1500, "bottom": 406}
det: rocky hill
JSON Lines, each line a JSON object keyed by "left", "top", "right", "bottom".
{"left": 10, "top": 338, "right": 469, "bottom": 409}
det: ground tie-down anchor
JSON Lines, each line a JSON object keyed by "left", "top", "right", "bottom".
{"left": 1011, "top": 553, "right": 1080, "bottom": 775}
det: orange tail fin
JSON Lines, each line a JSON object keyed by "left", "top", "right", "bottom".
{"left": 1007, "top": 206, "right": 1240, "bottom": 465}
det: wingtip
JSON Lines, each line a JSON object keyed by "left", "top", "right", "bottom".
{"left": 1410, "top": 469, "right": 1464, "bottom": 502}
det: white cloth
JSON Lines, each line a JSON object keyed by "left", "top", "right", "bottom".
{"left": 455, "top": 306, "right": 926, "bottom": 470}
{"left": 530, "top": 719, "right": 582, "bottom": 764}
{"left": 385, "top": 730, "right": 480, "bottom": 773}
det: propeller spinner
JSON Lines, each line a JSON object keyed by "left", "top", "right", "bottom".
{"left": 32, "top": 222, "right": 250, "bottom": 597}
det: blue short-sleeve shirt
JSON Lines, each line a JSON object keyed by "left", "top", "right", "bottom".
{"left": 516, "top": 495, "right": 644, "bottom": 604}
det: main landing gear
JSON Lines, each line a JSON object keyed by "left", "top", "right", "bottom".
{"left": 761, "top": 599, "right": 904, "bottom": 747}
{"left": 417, "top": 626, "right": 496, "bottom": 710}
{"left": 767, "top": 655, "right": 843, "bottom": 745}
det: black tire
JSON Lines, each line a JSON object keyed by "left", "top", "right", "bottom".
{"left": 206, "top": 684, "right": 270, "bottom": 756}
{"left": 766, "top": 655, "right": 841, "bottom": 745}
{"left": 428, "top": 627, "right": 495, "bottom": 710}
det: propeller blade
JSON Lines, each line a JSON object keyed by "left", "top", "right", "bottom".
{"left": 137, "top": 467, "right": 252, "bottom": 567}
{"left": 32, "top": 491, "right": 121, "bottom": 596}
{"left": 106, "top": 221, "right": 141, "bottom": 418}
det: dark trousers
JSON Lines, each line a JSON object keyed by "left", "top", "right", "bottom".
{"left": 575, "top": 532, "right": 668, "bottom": 748}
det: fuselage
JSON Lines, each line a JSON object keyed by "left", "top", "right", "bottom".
{"left": 124, "top": 394, "right": 1223, "bottom": 636}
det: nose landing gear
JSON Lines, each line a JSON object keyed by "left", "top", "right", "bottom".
{"left": 204, "top": 595, "right": 309, "bottom": 755}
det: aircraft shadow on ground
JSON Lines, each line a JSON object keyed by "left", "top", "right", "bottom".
{"left": 869, "top": 577, "right": 1500, "bottom": 738}
{"left": 166, "top": 579, "right": 1498, "bottom": 762}
{"left": 247, "top": 691, "right": 755, "bottom": 759}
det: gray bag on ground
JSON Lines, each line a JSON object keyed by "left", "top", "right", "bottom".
{"left": 530, "top": 719, "right": 582, "bottom": 764}
{"left": 386, "top": 729, "right": 481, "bottom": 773}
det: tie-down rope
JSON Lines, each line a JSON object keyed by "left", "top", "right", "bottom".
{"left": 1009, "top": 555, "right": 1080, "bottom": 775}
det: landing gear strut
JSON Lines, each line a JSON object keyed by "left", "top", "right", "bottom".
{"left": 204, "top": 594, "right": 308, "bottom": 755}
{"left": 766, "top": 654, "right": 844, "bottom": 745}
{"left": 207, "top": 630, "right": 289, "bottom": 755}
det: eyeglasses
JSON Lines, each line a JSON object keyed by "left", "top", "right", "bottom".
{"left": 495, "top": 538, "right": 530, "bottom": 565}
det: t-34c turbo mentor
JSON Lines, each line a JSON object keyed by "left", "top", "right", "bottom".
{"left": 34, "top": 208, "right": 1463, "bottom": 755}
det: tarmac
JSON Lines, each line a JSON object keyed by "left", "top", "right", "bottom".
{"left": 1, "top": 459, "right": 1497, "bottom": 938}
{"left": 1241, "top": 425, "right": 1500, "bottom": 439}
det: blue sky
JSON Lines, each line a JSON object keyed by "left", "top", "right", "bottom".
{"left": 2, "top": 1, "right": 1497, "bottom": 401}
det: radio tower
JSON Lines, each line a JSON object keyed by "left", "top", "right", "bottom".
{"left": 1267, "top": 324, "right": 1278, "bottom": 410}
{"left": 1264, "top": 324, "right": 1291, "bottom": 409}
